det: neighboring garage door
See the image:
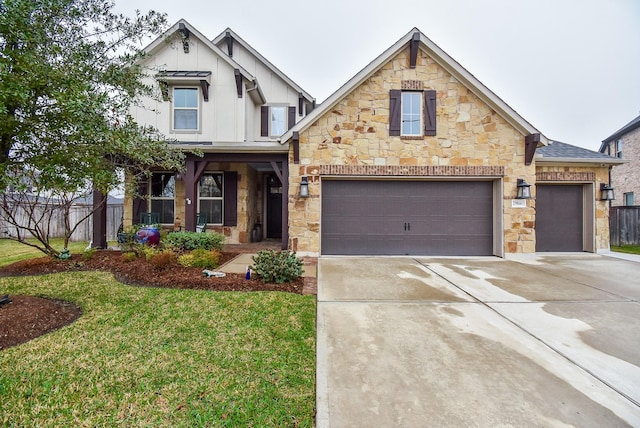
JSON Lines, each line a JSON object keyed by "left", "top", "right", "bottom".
{"left": 321, "top": 180, "right": 494, "bottom": 256}
{"left": 536, "top": 185, "right": 583, "bottom": 252}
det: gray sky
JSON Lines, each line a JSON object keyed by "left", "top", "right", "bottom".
{"left": 116, "top": 0, "right": 640, "bottom": 150}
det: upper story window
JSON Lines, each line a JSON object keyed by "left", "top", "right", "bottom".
{"left": 261, "top": 105, "right": 295, "bottom": 138}
{"left": 149, "top": 172, "right": 175, "bottom": 224}
{"left": 624, "top": 192, "right": 634, "bottom": 206}
{"left": 173, "top": 88, "right": 199, "bottom": 131}
{"left": 270, "top": 106, "right": 287, "bottom": 136}
{"left": 389, "top": 86, "right": 436, "bottom": 137}
{"left": 401, "top": 92, "right": 422, "bottom": 136}
{"left": 615, "top": 139, "right": 623, "bottom": 158}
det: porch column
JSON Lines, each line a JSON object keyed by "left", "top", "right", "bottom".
{"left": 92, "top": 189, "right": 107, "bottom": 249}
{"left": 184, "top": 156, "right": 208, "bottom": 231}
{"left": 281, "top": 160, "right": 289, "bottom": 250}
{"left": 184, "top": 159, "right": 197, "bottom": 231}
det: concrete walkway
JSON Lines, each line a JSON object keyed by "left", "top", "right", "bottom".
{"left": 317, "top": 254, "right": 640, "bottom": 427}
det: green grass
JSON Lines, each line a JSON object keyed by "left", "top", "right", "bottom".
{"left": 0, "top": 238, "right": 91, "bottom": 267}
{"left": 611, "top": 245, "right": 640, "bottom": 255}
{"left": 0, "top": 240, "right": 316, "bottom": 426}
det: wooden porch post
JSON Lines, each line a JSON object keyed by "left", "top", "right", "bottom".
{"left": 92, "top": 189, "right": 107, "bottom": 249}
{"left": 281, "top": 160, "right": 289, "bottom": 250}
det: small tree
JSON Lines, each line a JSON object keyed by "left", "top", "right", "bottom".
{"left": 0, "top": 0, "right": 186, "bottom": 255}
{"left": 0, "top": 169, "right": 98, "bottom": 256}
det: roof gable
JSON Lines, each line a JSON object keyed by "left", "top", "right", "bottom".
{"left": 141, "top": 20, "right": 255, "bottom": 84}
{"left": 212, "top": 28, "right": 314, "bottom": 104}
{"left": 282, "top": 28, "right": 548, "bottom": 145}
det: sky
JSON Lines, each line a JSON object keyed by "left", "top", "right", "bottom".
{"left": 115, "top": 0, "right": 640, "bottom": 151}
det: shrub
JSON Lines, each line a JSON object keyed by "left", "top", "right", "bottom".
{"left": 82, "top": 248, "right": 96, "bottom": 260}
{"left": 121, "top": 252, "right": 137, "bottom": 262}
{"left": 251, "top": 250, "right": 303, "bottom": 284}
{"left": 165, "top": 231, "right": 225, "bottom": 252}
{"left": 178, "top": 249, "right": 222, "bottom": 269}
{"left": 149, "top": 250, "right": 177, "bottom": 271}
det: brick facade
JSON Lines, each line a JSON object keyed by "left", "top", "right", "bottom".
{"left": 606, "top": 126, "right": 640, "bottom": 206}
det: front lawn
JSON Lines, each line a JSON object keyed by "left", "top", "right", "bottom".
{"left": 611, "top": 245, "right": 640, "bottom": 255}
{"left": 0, "top": 240, "right": 316, "bottom": 426}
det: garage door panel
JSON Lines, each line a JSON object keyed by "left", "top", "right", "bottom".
{"left": 322, "top": 180, "right": 494, "bottom": 255}
{"left": 536, "top": 185, "right": 583, "bottom": 252}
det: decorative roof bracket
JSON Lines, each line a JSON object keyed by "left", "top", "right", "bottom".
{"left": 225, "top": 31, "right": 233, "bottom": 57}
{"left": 178, "top": 23, "right": 190, "bottom": 53}
{"left": 525, "top": 133, "right": 541, "bottom": 165}
{"left": 234, "top": 69, "right": 243, "bottom": 98}
{"left": 409, "top": 32, "right": 420, "bottom": 68}
{"left": 200, "top": 80, "right": 210, "bottom": 102}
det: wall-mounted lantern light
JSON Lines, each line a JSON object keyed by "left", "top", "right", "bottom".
{"left": 516, "top": 179, "right": 532, "bottom": 199}
{"left": 600, "top": 183, "right": 615, "bottom": 201}
{"left": 299, "top": 176, "right": 309, "bottom": 198}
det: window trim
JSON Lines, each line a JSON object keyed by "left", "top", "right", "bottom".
{"left": 198, "top": 172, "right": 224, "bottom": 226}
{"left": 261, "top": 105, "right": 296, "bottom": 138}
{"left": 389, "top": 89, "right": 436, "bottom": 137}
{"left": 401, "top": 91, "right": 423, "bottom": 137}
{"left": 615, "top": 139, "right": 623, "bottom": 158}
{"left": 148, "top": 172, "right": 176, "bottom": 225}
{"left": 172, "top": 87, "right": 200, "bottom": 133}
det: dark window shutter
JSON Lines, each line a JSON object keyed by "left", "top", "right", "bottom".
{"left": 260, "top": 106, "right": 269, "bottom": 137}
{"left": 132, "top": 178, "right": 148, "bottom": 224}
{"left": 389, "top": 90, "right": 401, "bottom": 136}
{"left": 223, "top": 171, "right": 237, "bottom": 226}
{"left": 288, "top": 106, "right": 296, "bottom": 130}
{"left": 424, "top": 90, "right": 436, "bottom": 136}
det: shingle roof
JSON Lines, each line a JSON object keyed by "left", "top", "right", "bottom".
{"left": 536, "top": 141, "right": 623, "bottom": 164}
{"left": 600, "top": 114, "right": 640, "bottom": 148}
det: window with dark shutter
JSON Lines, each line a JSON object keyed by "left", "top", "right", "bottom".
{"left": 288, "top": 106, "right": 296, "bottom": 130}
{"left": 260, "top": 106, "right": 269, "bottom": 137}
{"left": 223, "top": 171, "right": 237, "bottom": 226}
{"left": 424, "top": 90, "right": 436, "bottom": 136}
{"left": 389, "top": 90, "right": 401, "bottom": 136}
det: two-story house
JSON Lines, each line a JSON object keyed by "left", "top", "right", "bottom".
{"left": 599, "top": 114, "right": 640, "bottom": 206}
{"left": 96, "top": 22, "right": 619, "bottom": 256}
{"left": 121, "top": 20, "right": 314, "bottom": 250}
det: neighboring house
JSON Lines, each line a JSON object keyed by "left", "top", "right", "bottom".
{"left": 120, "top": 20, "right": 315, "bottom": 249}
{"left": 599, "top": 114, "right": 640, "bottom": 206}
{"left": 101, "top": 23, "right": 619, "bottom": 256}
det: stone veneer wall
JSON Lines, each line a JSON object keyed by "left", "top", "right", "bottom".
{"left": 608, "top": 126, "right": 640, "bottom": 207}
{"left": 123, "top": 163, "right": 253, "bottom": 244}
{"left": 536, "top": 165, "right": 612, "bottom": 250}
{"left": 288, "top": 47, "right": 536, "bottom": 255}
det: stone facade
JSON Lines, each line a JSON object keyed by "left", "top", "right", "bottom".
{"left": 288, "top": 48, "right": 537, "bottom": 256}
{"left": 605, "top": 126, "right": 640, "bottom": 206}
{"left": 124, "top": 163, "right": 260, "bottom": 244}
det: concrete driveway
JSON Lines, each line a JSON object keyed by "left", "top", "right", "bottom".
{"left": 316, "top": 254, "right": 640, "bottom": 427}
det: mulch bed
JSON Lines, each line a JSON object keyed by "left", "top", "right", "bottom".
{"left": 0, "top": 250, "right": 305, "bottom": 350}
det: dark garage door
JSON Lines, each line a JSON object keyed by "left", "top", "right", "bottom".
{"left": 536, "top": 185, "right": 583, "bottom": 252}
{"left": 321, "top": 180, "right": 494, "bottom": 256}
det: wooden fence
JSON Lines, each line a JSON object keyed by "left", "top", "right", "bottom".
{"left": 1, "top": 204, "right": 123, "bottom": 242}
{"left": 610, "top": 206, "right": 640, "bottom": 246}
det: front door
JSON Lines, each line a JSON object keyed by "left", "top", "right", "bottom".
{"left": 266, "top": 175, "right": 282, "bottom": 239}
